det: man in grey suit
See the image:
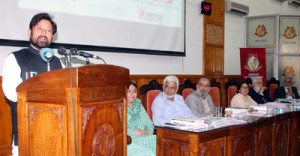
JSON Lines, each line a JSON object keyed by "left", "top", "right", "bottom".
{"left": 185, "top": 78, "right": 216, "bottom": 117}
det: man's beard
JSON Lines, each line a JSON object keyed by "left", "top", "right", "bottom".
{"left": 164, "top": 93, "right": 175, "bottom": 99}
{"left": 30, "top": 36, "right": 50, "bottom": 49}
{"left": 254, "top": 86, "right": 261, "bottom": 92}
{"left": 199, "top": 90, "right": 208, "bottom": 99}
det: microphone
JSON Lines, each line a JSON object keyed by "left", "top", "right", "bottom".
{"left": 57, "top": 46, "right": 70, "bottom": 55}
{"left": 39, "top": 48, "right": 54, "bottom": 62}
{"left": 70, "top": 48, "right": 101, "bottom": 59}
{"left": 39, "top": 48, "right": 54, "bottom": 71}
{"left": 70, "top": 48, "right": 107, "bottom": 64}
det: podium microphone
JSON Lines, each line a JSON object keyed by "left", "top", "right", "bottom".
{"left": 58, "top": 46, "right": 70, "bottom": 55}
{"left": 57, "top": 46, "right": 72, "bottom": 68}
{"left": 40, "top": 48, "right": 54, "bottom": 71}
{"left": 70, "top": 48, "right": 106, "bottom": 64}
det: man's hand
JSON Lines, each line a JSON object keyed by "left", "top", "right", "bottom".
{"left": 260, "top": 86, "right": 266, "bottom": 94}
{"left": 286, "top": 87, "right": 295, "bottom": 98}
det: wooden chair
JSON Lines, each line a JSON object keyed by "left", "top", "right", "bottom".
{"left": 267, "top": 77, "right": 280, "bottom": 101}
{"left": 146, "top": 90, "right": 161, "bottom": 120}
{"left": 140, "top": 80, "right": 163, "bottom": 117}
{"left": 209, "top": 87, "right": 221, "bottom": 107}
{"left": 209, "top": 79, "right": 221, "bottom": 107}
{"left": 225, "top": 78, "right": 238, "bottom": 107}
{"left": 182, "top": 88, "right": 194, "bottom": 100}
{"left": 269, "top": 83, "right": 279, "bottom": 101}
{"left": 227, "top": 86, "right": 237, "bottom": 107}
{"left": 178, "top": 79, "right": 196, "bottom": 95}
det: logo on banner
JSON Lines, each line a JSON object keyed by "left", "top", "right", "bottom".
{"left": 282, "top": 66, "right": 296, "bottom": 77}
{"left": 254, "top": 25, "right": 268, "bottom": 37}
{"left": 283, "top": 26, "right": 297, "bottom": 39}
{"left": 244, "top": 54, "right": 262, "bottom": 72}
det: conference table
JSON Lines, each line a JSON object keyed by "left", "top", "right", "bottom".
{"left": 156, "top": 111, "right": 300, "bottom": 156}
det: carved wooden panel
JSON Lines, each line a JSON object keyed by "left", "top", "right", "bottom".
{"left": 81, "top": 101, "right": 124, "bottom": 156}
{"left": 289, "top": 112, "right": 300, "bottom": 156}
{"left": 0, "top": 76, "right": 12, "bottom": 156}
{"left": 28, "top": 103, "right": 66, "bottom": 156}
{"left": 255, "top": 124, "right": 273, "bottom": 156}
{"left": 203, "top": 0, "right": 225, "bottom": 75}
{"left": 228, "top": 133, "right": 255, "bottom": 156}
{"left": 227, "top": 125, "right": 255, "bottom": 156}
{"left": 206, "top": 24, "right": 224, "bottom": 45}
{"left": 91, "top": 124, "right": 116, "bottom": 156}
{"left": 199, "top": 138, "right": 226, "bottom": 156}
{"left": 275, "top": 118, "right": 290, "bottom": 156}
{"left": 161, "top": 139, "right": 189, "bottom": 156}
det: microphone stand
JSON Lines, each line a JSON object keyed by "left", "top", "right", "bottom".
{"left": 85, "top": 57, "right": 90, "bottom": 65}
{"left": 47, "top": 60, "right": 51, "bottom": 71}
{"left": 64, "top": 53, "right": 72, "bottom": 68}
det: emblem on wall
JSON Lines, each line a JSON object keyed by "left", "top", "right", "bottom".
{"left": 244, "top": 54, "right": 262, "bottom": 72}
{"left": 254, "top": 25, "right": 268, "bottom": 37}
{"left": 282, "top": 66, "right": 296, "bottom": 77}
{"left": 283, "top": 26, "right": 297, "bottom": 39}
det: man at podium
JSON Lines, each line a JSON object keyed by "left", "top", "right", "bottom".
{"left": 1, "top": 12, "right": 62, "bottom": 156}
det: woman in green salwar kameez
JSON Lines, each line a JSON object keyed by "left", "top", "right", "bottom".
{"left": 127, "top": 82, "right": 156, "bottom": 156}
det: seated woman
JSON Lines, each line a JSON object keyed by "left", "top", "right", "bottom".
{"left": 230, "top": 81, "right": 258, "bottom": 108}
{"left": 127, "top": 81, "right": 156, "bottom": 156}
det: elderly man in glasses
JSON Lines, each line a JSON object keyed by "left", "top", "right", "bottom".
{"left": 185, "top": 78, "right": 216, "bottom": 117}
{"left": 151, "top": 75, "right": 195, "bottom": 126}
{"left": 248, "top": 76, "right": 272, "bottom": 104}
{"left": 275, "top": 76, "right": 300, "bottom": 100}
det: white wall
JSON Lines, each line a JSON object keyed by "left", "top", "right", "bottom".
{"left": 224, "top": 0, "right": 300, "bottom": 75}
{"left": 0, "top": 0, "right": 299, "bottom": 75}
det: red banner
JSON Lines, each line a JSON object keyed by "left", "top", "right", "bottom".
{"left": 240, "top": 48, "right": 266, "bottom": 82}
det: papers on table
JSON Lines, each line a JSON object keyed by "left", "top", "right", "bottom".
{"left": 209, "top": 117, "right": 230, "bottom": 128}
{"left": 224, "top": 108, "right": 249, "bottom": 118}
{"left": 170, "top": 117, "right": 208, "bottom": 129}
{"left": 163, "top": 116, "right": 249, "bottom": 132}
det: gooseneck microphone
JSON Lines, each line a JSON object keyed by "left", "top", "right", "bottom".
{"left": 58, "top": 46, "right": 70, "bottom": 55}
{"left": 58, "top": 46, "right": 71, "bottom": 68}
{"left": 57, "top": 47, "right": 107, "bottom": 65}
{"left": 39, "top": 48, "right": 54, "bottom": 71}
{"left": 70, "top": 48, "right": 107, "bottom": 64}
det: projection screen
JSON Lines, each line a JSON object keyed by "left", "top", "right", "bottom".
{"left": 0, "top": 0, "right": 186, "bottom": 56}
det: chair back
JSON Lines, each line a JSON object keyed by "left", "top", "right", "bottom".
{"left": 178, "top": 79, "right": 196, "bottom": 95}
{"left": 140, "top": 79, "right": 163, "bottom": 112}
{"left": 269, "top": 83, "right": 279, "bottom": 101}
{"left": 227, "top": 85, "right": 237, "bottom": 107}
{"left": 146, "top": 90, "right": 161, "bottom": 120}
{"left": 182, "top": 88, "right": 194, "bottom": 100}
{"left": 209, "top": 87, "right": 221, "bottom": 107}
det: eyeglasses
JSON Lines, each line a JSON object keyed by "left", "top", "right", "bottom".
{"left": 198, "top": 83, "right": 210, "bottom": 88}
{"left": 165, "top": 86, "right": 177, "bottom": 90}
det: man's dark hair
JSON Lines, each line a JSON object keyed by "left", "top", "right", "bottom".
{"left": 29, "top": 13, "right": 57, "bottom": 34}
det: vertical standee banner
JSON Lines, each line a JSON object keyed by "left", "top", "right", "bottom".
{"left": 240, "top": 48, "right": 267, "bottom": 82}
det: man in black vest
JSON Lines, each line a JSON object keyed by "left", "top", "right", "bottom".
{"left": 1, "top": 13, "right": 62, "bottom": 155}
{"left": 248, "top": 76, "right": 272, "bottom": 104}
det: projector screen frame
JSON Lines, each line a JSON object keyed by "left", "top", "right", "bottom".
{"left": 0, "top": 1, "right": 187, "bottom": 57}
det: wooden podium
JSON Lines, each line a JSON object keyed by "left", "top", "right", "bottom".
{"left": 0, "top": 77, "right": 12, "bottom": 156}
{"left": 17, "top": 65, "right": 129, "bottom": 156}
